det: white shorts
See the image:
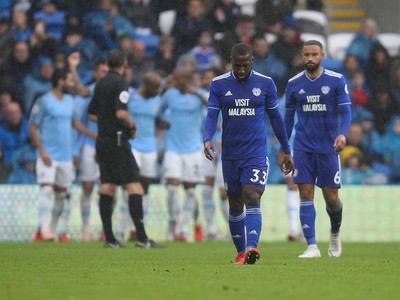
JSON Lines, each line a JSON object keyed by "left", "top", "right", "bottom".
{"left": 79, "top": 144, "right": 99, "bottom": 182}
{"left": 132, "top": 149, "right": 158, "bottom": 178}
{"left": 202, "top": 156, "right": 224, "bottom": 188}
{"left": 36, "top": 158, "right": 74, "bottom": 188}
{"left": 163, "top": 151, "right": 203, "bottom": 183}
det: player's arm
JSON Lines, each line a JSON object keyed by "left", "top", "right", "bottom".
{"left": 73, "top": 119, "right": 97, "bottom": 140}
{"left": 334, "top": 77, "right": 352, "bottom": 152}
{"left": 88, "top": 90, "right": 99, "bottom": 123}
{"left": 67, "top": 52, "right": 88, "bottom": 96}
{"left": 203, "top": 83, "right": 220, "bottom": 161}
{"left": 29, "top": 122, "right": 51, "bottom": 166}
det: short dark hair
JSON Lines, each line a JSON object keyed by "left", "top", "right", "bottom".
{"left": 51, "top": 68, "right": 68, "bottom": 88}
{"left": 303, "top": 40, "right": 323, "bottom": 51}
{"left": 231, "top": 43, "right": 252, "bottom": 57}
{"left": 107, "top": 49, "right": 127, "bottom": 69}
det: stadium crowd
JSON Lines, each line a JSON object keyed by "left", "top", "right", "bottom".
{"left": 0, "top": 0, "right": 399, "bottom": 188}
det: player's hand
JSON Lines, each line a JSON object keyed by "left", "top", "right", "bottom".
{"left": 278, "top": 151, "right": 294, "bottom": 175}
{"left": 68, "top": 51, "right": 80, "bottom": 70}
{"left": 204, "top": 140, "right": 216, "bottom": 161}
{"left": 40, "top": 150, "right": 52, "bottom": 166}
{"left": 334, "top": 134, "right": 346, "bottom": 152}
{"left": 73, "top": 156, "right": 80, "bottom": 169}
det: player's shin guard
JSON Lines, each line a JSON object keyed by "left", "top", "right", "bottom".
{"left": 300, "top": 200, "right": 316, "bottom": 245}
{"left": 80, "top": 191, "right": 91, "bottom": 234}
{"left": 166, "top": 184, "right": 180, "bottom": 225}
{"left": 128, "top": 194, "right": 148, "bottom": 242}
{"left": 229, "top": 211, "right": 246, "bottom": 254}
{"left": 326, "top": 200, "right": 343, "bottom": 234}
{"left": 202, "top": 185, "right": 216, "bottom": 235}
{"left": 99, "top": 194, "right": 116, "bottom": 242}
{"left": 49, "top": 190, "right": 66, "bottom": 234}
{"left": 59, "top": 192, "right": 71, "bottom": 234}
{"left": 181, "top": 188, "right": 196, "bottom": 236}
{"left": 38, "top": 185, "right": 53, "bottom": 233}
{"left": 245, "top": 205, "right": 262, "bottom": 249}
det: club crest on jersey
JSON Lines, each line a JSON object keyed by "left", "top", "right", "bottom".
{"left": 321, "top": 86, "right": 330, "bottom": 95}
{"left": 252, "top": 88, "right": 261, "bottom": 96}
{"left": 119, "top": 91, "right": 130, "bottom": 104}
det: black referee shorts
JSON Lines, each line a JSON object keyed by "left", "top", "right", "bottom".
{"left": 96, "top": 137, "right": 140, "bottom": 185}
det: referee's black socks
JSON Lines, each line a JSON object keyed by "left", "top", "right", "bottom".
{"left": 128, "top": 194, "right": 148, "bottom": 242}
{"left": 99, "top": 194, "right": 116, "bottom": 242}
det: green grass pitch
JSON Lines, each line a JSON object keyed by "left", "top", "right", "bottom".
{"left": 1, "top": 241, "right": 399, "bottom": 300}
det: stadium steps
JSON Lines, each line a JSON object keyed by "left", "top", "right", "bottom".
{"left": 323, "top": 0, "right": 366, "bottom": 33}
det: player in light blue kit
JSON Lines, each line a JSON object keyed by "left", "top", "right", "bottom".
{"left": 158, "top": 67, "right": 207, "bottom": 242}
{"left": 117, "top": 72, "right": 169, "bottom": 240}
{"left": 284, "top": 40, "right": 352, "bottom": 258}
{"left": 204, "top": 43, "right": 294, "bottom": 264}
{"left": 29, "top": 69, "right": 78, "bottom": 242}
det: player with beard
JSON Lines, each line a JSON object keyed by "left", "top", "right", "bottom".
{"left": 284, "top": 40, "right": 352, "bottom": 258}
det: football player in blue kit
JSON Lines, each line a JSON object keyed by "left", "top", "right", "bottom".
{"left": 204, "top": 43, "right": 294, "bottom": 264}
{"left": 284, "top": 40, "right": 352, "bottom": 258}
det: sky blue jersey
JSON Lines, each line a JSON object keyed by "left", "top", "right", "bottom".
{"left": 74, "top": 94, "right": 97, "bottom": 149}
{"left": 30, "top": 91, "right": 75, "bottom": 161}
{"left": 285, "top": 68, "right": 352, "bottom": 154}
{"left": 128, "top": 90, "right": 161, "bottom": 152}
{"left": 206, "top": 70, "right": 280, "bottom": 160}
{"left": 159, "top": 87, "right": 204, "bottom": 153}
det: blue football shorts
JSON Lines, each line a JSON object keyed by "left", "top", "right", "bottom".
{"left": 292, "top": 150, "right": 341, "bottom": 188}
{"left": 222, "top": 156, "right": 269, "bottom": 198}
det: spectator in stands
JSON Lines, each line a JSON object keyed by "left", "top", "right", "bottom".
{"left": 364, "top": 43, "right": 391, "bottom": 96}
{"left": 208, "top": 0, "right": 241, "bottom": 33}
{"left": 346, "top": 18, "right": 380, "bottom": 68}
{"left": 7, "top": 137, "right": 37, "bottom": 184}
{"left": 342, "top": 54, "right": 360, "bottom": 87}
{"left": 367, "top": 87, "right": 397, "bottom": 135}
{"left": 60, "top": 27, "right": 102, "bottom": 85}
{"left": 188, "top": 30, "right": 221, "bottom": 74}
{"left": 0, "top": 41, "right": 33, "bottom": 94}
{"left": 171, "top": 0, "right": 212, "bottom": 57}
{"left": 33, "top": 0, "right": 66, "bottom": 41}
{"left": 350, "top": 70, "right": 369, "bottom": 109}
{"left": 255, "top": 0, "right": 294, "bottom": 34}
{"left": 118, "top": 0, "right": 158, "bottom": 34}
{"left": 215, "top": 14, "right": 258, "bottom": 66}
{"left": 129, "top": 39, "right": 154, "bottom": 86}
{"left": 154, "top": 35, "right": 177, "bottom": 77}
{"left": 10, "top": 7, "right": 32, "bottom": 42}
{"left": 340, "top": 146, "right": 374, "bottom": 185}
{"left": 271, "top": 15, "right": 303, "bottom": 74}
{"left": 383, "top": 115, "right": 400, "bottom": 183}
{"left": 22, "top": 56, "right": 54, "bottom": 113}
{"left": 0, "top": 101, "right": 29, "bottom": 182}
{"left": 346, "top": 122, "right": 375, "bottom": 167}
{"left": 29, "top": 19, "right": 59, "bottom": 60}
{"left": 251, "top": 34, "right": 288, "bottom": 96}
{"left": 0, "top": 17, "right": 13, "bottom": 65}
{"left": 389, "top": 59, "right": 400, "bottom": 108}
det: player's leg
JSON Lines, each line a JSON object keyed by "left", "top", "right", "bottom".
{"left": 35, "top": 157, "right": 57, "bottom": 241}
{"left": 181, "top": 151, "right": 203, "bottom": 242}
{"left": 163, "top": 151, "right": 182, "bottom": 241}
{"left": 285, "top": 175, "right": 301, "bottom": 241}
{"left": 202, "top": 155, "right": 216, "bottom": 241}
{"left": 293, "top": 150, "right": 321, "bottom": 258}
{"left": 318, "top": 153, "right": 343, "bottom": 257}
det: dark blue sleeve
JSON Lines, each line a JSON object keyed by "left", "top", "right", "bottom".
{"left": 338, "top": 104, "right": 351, "bottom": 136}
{"left": 267, "top": 106, "right": 291, "bottom": 154}
{"left": 203, "top": 108, "right": 219, "bottom": 143}
{"left": 284, "top": 108, "right": 295, "bottom": 139}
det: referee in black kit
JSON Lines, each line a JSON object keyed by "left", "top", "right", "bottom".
{"left": 89, "top": 49, "right": 165, "bottom": 248}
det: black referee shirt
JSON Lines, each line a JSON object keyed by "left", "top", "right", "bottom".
{"left": 88, "top": 70, "right": 131, "bottom": 139}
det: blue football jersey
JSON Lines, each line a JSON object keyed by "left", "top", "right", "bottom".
{"left": 30, "top": 92, "right": 75, "bottom": 161}
{"left": 159, "top": 87, "right": 204, "bottom": 153}
{"left": 285, "top": 68, "right": 351, "bottom": 153}
{"left": 128, "top": 90, "right": 161, "bottom": 153}
{"left": 207, "top": 70, "right": 279, "bottom": 160}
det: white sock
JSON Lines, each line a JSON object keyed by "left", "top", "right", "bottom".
{"left": 287, "top": 190, "right": 299, "bottom": 234}
{"left": 202, "top": 185, "right": 216, "bottom": 235}
{"left": 181, "top": 187, "right": 196, "bottom": 236}
{"left": 58, "top": 191, "right": 70, "bottom": 235}
{"left": 166, "top": 184, "right": 180, "bottom": 225}
{"left": 49, "top": 190, "right": 67, "bottom": 234}
{"left": 38, "top": 186, "right": 53, "bottom": 233}
{"left": 80, "top": 191, "right": 91, "bottom": 234}
{"left": 221, "top": 198, "right": 229, "bottom": 223}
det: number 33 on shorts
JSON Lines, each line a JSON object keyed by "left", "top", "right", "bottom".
{"left": 250, "top": 169, "right": 268, "bottom": 185}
